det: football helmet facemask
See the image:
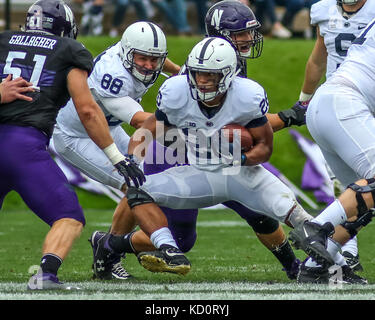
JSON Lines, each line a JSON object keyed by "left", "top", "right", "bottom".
{"left": 25, "top": 0, "right": 78, "bottom": 39}
{"left": 186, "top": 37, "right": 237, "bottom": 103}
{"left": 119, "top": 22, "right": 168, "bottom": 86}
{"left": 205, "top": 0, "right": 263, "bottom": 59}
{"left": 337, "top": 0, "right": 361, "bottom": 5}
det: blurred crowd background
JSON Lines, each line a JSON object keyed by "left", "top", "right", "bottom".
{"left": 0, "top": 0, "right": 319, "bottom": 39}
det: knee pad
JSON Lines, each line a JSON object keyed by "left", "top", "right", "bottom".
{"left": 249, "top": 215, "right": 279, "bottom": 234}
{"left": 341, "top": 209, "right": 375, "bottom": 238}
{"left": 126, "top": 187, "right": 154, "bottom": 208}
{"left": 174, "top": 232, "right": 197, "bottom": 253}
{"left": 342, "top": 179, "right": 375, "bottom": 238}
{"left": 347, "top": 178, "right": 375, "bottom": 215}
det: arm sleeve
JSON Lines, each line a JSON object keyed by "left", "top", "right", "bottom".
{"left": 92, "top": 89, "right": 144, "bottom": 124}
{"left": 245, "top": 115, "right": 268, "bottom": 128}
{"left": 155, "top": 108, "right": 172, "bottom": 126}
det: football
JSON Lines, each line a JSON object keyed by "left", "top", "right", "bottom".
{"left": 222, "top": 123, "right": 253, "bottom": 152}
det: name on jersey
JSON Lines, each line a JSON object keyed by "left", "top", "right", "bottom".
{"left": 9, "top": 35, "right": 57, "bottom": 50}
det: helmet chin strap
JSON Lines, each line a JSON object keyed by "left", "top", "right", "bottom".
{"left": 200, "top": 99, "right": 222, "bottom": 108}
{"left": 338, "top": 0, "right": 364, "bottom": 16}
{"left": 199, "top": 91, "right": 226, "bottom": 108}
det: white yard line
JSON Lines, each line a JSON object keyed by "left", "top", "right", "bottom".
{"left": 1, "top": 282, "right": 375, "bottom": 300}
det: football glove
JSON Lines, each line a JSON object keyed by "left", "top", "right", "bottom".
{"left": 114, "top": 155, "right": 146, "bottom": 188}
{"left": 278, "top": 101, "right": 309, "bottom": 127}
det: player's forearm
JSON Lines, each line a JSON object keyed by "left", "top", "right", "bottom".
{"left": 130, "top": 111, "right": 153, "bottom": 129}
{"left": 301, "top": 58, "right": 326, "bottom": 95}
{"left": 243, "top": 142, "right": 273, "bottom": 166}
{"left": 243, "top": 123, "right": 274, "bottom": 165}
{"left": 128, "top": 114, "right": 158, "bottom": 158}
{"left": 78, "top": 104, "right": 115, "bottom": 149}
{"left": 266, "top": 113, "right": 286, "bottom": 132}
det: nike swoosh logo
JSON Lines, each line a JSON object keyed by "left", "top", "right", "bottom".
{"left": 358, "top": 25, "right": 366, "bottom": 30}
{"left": 165, "top": 250, "right": 183, "bottom": 257}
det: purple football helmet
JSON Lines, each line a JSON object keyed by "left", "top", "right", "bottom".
{"left": 205, "top": 0, "right": 263, "bottom": 59}
{"left": 25, "top": 0, "right": 78, "bottom": 39}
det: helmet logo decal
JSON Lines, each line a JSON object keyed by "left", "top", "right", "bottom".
{"left": 211, "top": 9, "right": 224, "bottom": 29}
{"left": 199, "top": 38, "right": 215, "bottom": 64}
{"left": 64, "top": 4, "right": 74, "bottom": 24}
{"left": 27, "top": 4, "right": 43, "bottom": 29}
{"left": 246, "top": 20, "right": 258, "bottom": 28}
{"left": 147, "top": 22, "right": 158, "bottom": 47}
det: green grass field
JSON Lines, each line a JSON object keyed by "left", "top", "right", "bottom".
{"left": 2, "top": 36, "right": 375, "bottom": 303}
{"left": 1, "top": 208, "right": 375, "bottom": 301}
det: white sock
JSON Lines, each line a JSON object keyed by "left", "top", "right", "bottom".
{"left": 341, "top": 236, "right": 358, "bottom": 256}
{"left": 312, "top": 199, "right": 347, "bottom": 226}
{"left": 150, "top": 227, "right": 178, "bottom": 249}
{"left": 327, "top": 238, "right": 341, "bottom": 257}
{"left": 333, "top": 252, "right": 347, "bottom": 267}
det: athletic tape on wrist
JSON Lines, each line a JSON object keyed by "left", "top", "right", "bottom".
{"left": 103, "top": 143, "right": 125, "bottom": 165}
{"left": 299, "top": 91, "right": 313, "bottom": 102}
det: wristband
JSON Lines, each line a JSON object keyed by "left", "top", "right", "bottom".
{"left": 241, "top": 153, "right": 247, "bottom": 166}
{"left": 103, "top": 143, "right": 125, "bottom": 165}
{"left": 299, "top": 91, "right": 313, "bottom": 102}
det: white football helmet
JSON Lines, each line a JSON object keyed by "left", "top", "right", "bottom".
{"left": 186, "top": 37, "right": 238, "bottom": 102}
{"left": 119, "top": 21, "right": 167, "bottom": 86}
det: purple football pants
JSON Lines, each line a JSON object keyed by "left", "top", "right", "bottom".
{"left": 143, "top": 141, "right": 279, "bottom": 253}
{"left": 0, "top": 125, "right": 85, "bottom": 226}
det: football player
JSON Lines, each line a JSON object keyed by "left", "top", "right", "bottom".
{"left": 204, "top": 1, "right": 307, "bottom": 130}
{"left": 89, "top": 1, "right": 303, "bottom": 282}
{"left": 0, "top": 0, "right": 144, "bottom": 290}
{"left": 294, "top": 0, "right": 374, "bottom": 279}
{"left": 74, "top": 0, "right": 105, "bottom": 36}
{"left": 290, "top": 17, "right": 375, "bottom": 283}
{"left": 90, "top": 1, "right": 363, "bottom": 283}
{"left": 52, "top": 21, "right": 186, "bottom": 279}
{"left": 93, "top": 37, "right": 324, "bottom": 277}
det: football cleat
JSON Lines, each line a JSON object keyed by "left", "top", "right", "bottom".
{"left": 90, "top": 231, "right": 132, "bottom": 280}
{"left": 297, "top": 261, "right": 329, "bottom": 284}
{"left": 90, "top": 231, "right": 117, "bottom": 280}
{"left": 110, "top": 261, "right": 132, "bottom": 280}
{"left": 289, "top": 221, "right": 335, "bottom": 267}
{"left": 27, "top": 271, "right": 80, "bottom": 290}
{"left": 341, "top": 265, "right": 367, "bottom": 285}
{"left": 342, "top": 251, "right": 364, "bottom": 272}
{"left": 297, "top": 262, "right": 368, "bottom": 285}
{"left": 137, "top": 244, "right": 191, "bottom": 275}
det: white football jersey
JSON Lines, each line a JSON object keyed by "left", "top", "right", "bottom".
{"left": 157, "top": 75, "right": 269, "bottom": 171}
{"left": 311, "top": 0, "right": 375, "bottom": 79}
{"left": 56, "top": 42, "right": 148, "bottom": 137}
{"left": 329, "top": 18, "right": 375, "bottom": 110}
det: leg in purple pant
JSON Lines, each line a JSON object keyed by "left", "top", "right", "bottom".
{"left": 0, "top": 125, "right": 85, "bottom": 226}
